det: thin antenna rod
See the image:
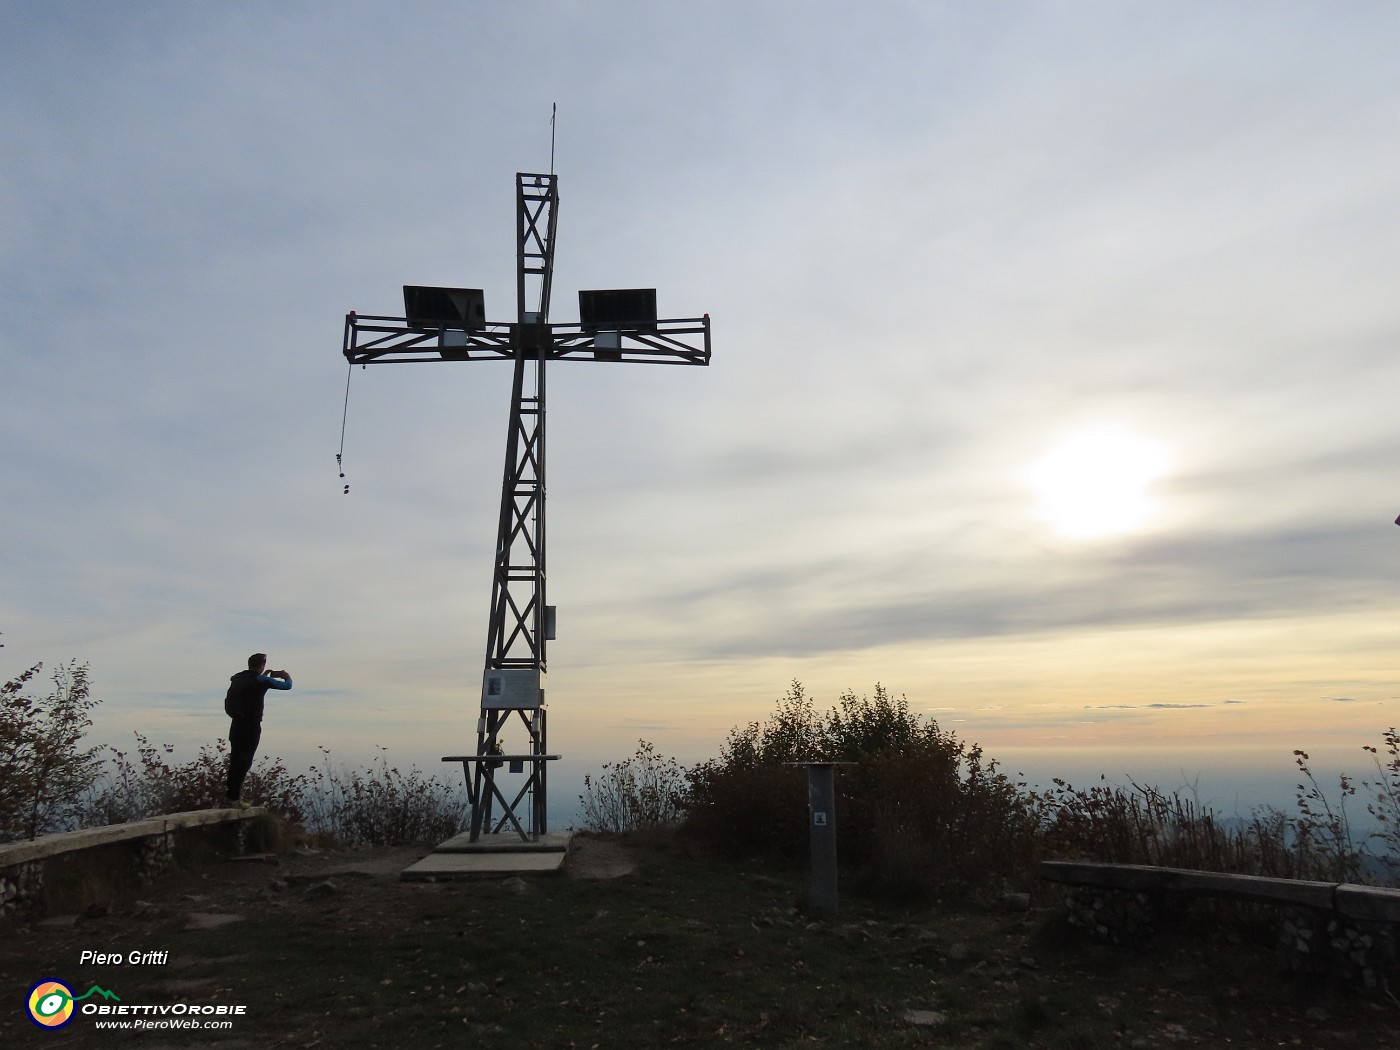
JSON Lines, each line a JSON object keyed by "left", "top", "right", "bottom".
{"left": 549, "top": 102, "right": 557, "bottom": 175}
{"left": 336, "top": 362, "right": 352, "bottom": 494}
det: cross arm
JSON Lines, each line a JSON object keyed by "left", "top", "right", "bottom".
{"left": 547, "top": 318, "right": 710, "bottom": 366}
{"left": 343, "top": 312, "right": 515, "bottom": 364}
{"left": 343, "top": 312, "right": 710, "bottom": 366}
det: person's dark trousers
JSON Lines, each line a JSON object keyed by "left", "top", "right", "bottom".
{"left": 226, "top": 717, "right": 262, "bottom": 801}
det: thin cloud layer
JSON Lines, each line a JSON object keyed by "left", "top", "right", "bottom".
{"left": 2, "top": 3, "right": 1398, "bottom": 798}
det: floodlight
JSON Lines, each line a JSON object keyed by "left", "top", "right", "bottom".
{"left": 578, "top": 288, "right": 657, "bottom": 333}
{"left": 593, "top": 330, "right": 623, "bottom": 362}
{"left": 403, "top": 286, "right": 486, "bottom": 331}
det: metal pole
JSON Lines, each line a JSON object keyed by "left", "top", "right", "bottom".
{"left": 805, "top": 762, "right": 839, "bottom": 918}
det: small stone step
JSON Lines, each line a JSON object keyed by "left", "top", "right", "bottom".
{"left": 400, "top": 850, "right": 567, "bottom": 880}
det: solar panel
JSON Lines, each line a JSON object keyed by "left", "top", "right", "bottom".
{"left": 403, "top": 286, "right": 486, "bottom": 330}
{"left": 578, "top": 288, "right": 657, "bottom": 333}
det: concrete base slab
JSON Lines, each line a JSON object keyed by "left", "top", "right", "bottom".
{"left": 401, "top": 849, "right": 567, "bottom": 880}
{"left": 399, "top": 830, "right": 575, "bottom": 880}
{"left": 434, "top": 830, "right": 573, "bottom": 854}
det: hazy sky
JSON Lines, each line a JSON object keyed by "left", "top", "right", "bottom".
{"left": 4, "top": 2, "right": 1399, "bottom": 818}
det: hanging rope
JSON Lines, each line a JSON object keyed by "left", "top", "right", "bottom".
{"left": 337, "top": 362, "right": 352, "bottom": 494}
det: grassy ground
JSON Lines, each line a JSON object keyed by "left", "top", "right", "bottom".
{"left": 3, "top": 833, "right": 1398, "bottom": 1048}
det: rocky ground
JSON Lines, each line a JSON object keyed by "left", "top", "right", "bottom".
{"left": 4, "top": 834, "right": 1400, "bottom": 1048}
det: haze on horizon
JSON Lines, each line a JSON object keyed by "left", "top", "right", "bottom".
{"left": 3, "top": 2, "right": 1399, "bottom": 818}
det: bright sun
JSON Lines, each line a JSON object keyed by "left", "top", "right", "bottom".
{"left": 1026, "top": 425, "right": 1170, "bottom": 539}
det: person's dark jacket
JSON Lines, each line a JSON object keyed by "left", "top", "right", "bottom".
{"left": 223, "top": 670, "right": 293, "bottom": 722}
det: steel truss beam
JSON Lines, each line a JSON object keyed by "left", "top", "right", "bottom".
{"left": 467, "top": 708, "right": 549, "bottom": 838}
{"left": 485, "top": 349, "right": 545, "bottom": 671}
{"left": 467, "top": 173, "right": 557, "bottom": 843}
{"left": 342, "top": 315, "right": 712, "bottom": 367}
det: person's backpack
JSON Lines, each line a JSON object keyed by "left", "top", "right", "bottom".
{"left": 224, "top": 673, "right": 254, "bottom": 719}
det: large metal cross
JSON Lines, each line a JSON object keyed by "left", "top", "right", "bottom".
{"left": 341, "top": 172, "right": 710, "bottom": 841}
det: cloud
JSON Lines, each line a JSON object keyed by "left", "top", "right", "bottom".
{"left": 588, "top": 514, "right": 1400, "bottom": 664}
{"left": 1085, "top": 704, "right": 1213, "bottom": 711}
{"left": 4, "top": 2, "right": 1400, "bottom": 789}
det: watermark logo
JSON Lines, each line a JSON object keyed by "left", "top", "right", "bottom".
{"left": 26, "top": 980, "right": 120, "bottom": 1030}
{"left": 27, "top": 980, "right": 75, "bottom": 1029}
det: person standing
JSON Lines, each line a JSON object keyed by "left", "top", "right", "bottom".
{"left": 223, "top": 653, "right": 293, "bottom": 807}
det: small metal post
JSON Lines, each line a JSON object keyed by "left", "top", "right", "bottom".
{"left": 787, "top": 761, "right": 851, "bottom": 919}
{"left": 808, "top": 762, "right": 838, "bottom": 917}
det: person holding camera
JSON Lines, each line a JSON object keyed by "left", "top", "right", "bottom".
{"left": 222, "top": 652, "right": 293, "bottom": 807}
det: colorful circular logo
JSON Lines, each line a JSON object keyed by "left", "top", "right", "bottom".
{"left": 27, "top": 979, "right": 75, "bottom": 1029}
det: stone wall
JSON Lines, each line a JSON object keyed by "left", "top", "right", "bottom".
{"left": 0, "top": 861, "right": 44, "bottom": 921}
{"left": 1067, "top": 885, "right": 1397, "bottom": 994}
{"left": 0, "top": 809, "right": 263, "bottom": 922}
{"left": 1065, "top": 885, "right": 1162, "bottom": 947}
{"left": 1279, "top": 907, "right": 1397, "bottom": 992}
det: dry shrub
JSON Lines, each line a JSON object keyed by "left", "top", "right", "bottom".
{"left": 0, "top": 661, "right": 103, "bottom": 841}
{"left": 851, "top": 743, "right": 1039, "bottom": 898}
{"left": 679, "top": 682, "right": 1036, "bottom": 894}
{"left": 681, "top": 759, "right": 808, "bottom": 859}
{"left": 580, "top": 740, "right": 687, "bottom": 833}
{"left": 675, "top": 683, "right": 1400, "bottom": 898}
{"left": 82, "top": 733, "right": 309, "bottom": 826}
{"left": 81, "top": 739, "right": 466, "bottom": 848}
{"left": 1029, "top": 755, "right": 1387, "bottom": 885}
{"left": 678, "top": 681, "right": 818, "bottom": 857}
{"left": 331, "top": 761, "right": 468, "bottom": 847}
{"left": 296, "top": 748, "right": 470, "bottom": 847}
{"left": 1031, "top": 778, "right": 1244, "bottom": 869}
{"left": 1364, "top": 727, "right": 1400, "bottom": 883}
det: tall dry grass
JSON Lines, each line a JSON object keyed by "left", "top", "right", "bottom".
{"left": 78, "top": 736, "right": 468, "bottom": 848}
{"left": 579, "top": 740, "right": 687, "bottom": 833}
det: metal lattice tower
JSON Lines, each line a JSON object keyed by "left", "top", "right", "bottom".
{"left": 341, "top": 171, "right": 710, "bottom": 841}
